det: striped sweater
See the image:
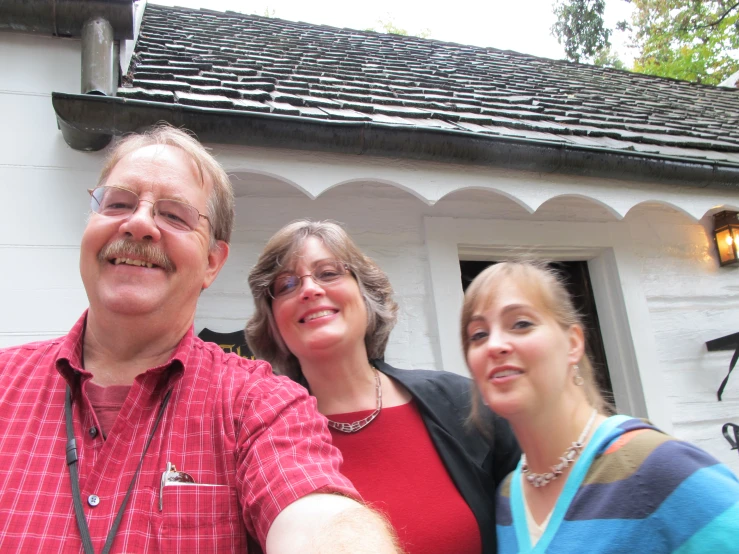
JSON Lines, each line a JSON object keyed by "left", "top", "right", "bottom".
{"left": 496, "top": 416, "right": 739, "bottom": 553}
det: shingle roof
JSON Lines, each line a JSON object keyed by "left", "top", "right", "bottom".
{"left": 118, "top": 4, "right": 739, "bottom": 166}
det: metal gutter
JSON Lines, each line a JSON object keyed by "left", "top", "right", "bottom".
{"left": 52, "top": 92, "right": 739, "bottom": 190}
{"left": 0, "top": 0, "right": 134, "bottom": 39}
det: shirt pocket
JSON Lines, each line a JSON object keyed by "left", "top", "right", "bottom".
{"left": 159, "top": 484, "right": 247, "bottom": 553}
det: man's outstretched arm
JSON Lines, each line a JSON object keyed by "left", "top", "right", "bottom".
{"left": 265, "top": 493, "right": 403, "bottom": 554}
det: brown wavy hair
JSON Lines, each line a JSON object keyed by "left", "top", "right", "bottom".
{"left": 246, "top": 220, "right": 398, "bottom": 382}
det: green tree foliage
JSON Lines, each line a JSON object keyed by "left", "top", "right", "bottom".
{"left": 552, "top": 0, "right": 612, "bottom": 62}
{"left": 377, "top": 18, "right": 409, "bottom": 36}
{"left": 365, "top": 16, "right": 431, "bottom": 38}
{"left": 593, "top": 45, "right": 627, "bottom": 68}
{"left": 630, "top": 0, "right": 739, "bottom": 84}
{"left": 552, "top": 0, "right": 739, "bottom": 84}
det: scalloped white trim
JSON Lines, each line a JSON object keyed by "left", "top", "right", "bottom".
{"left": 218, "top": 146, "right": 739, "bottom": 222}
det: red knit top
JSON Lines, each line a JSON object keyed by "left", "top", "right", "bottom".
{"left": 329, "top": 401, "right": 481, "bottom": 554}
{"left": 86, "top": 381, "right": 131, "bottom": 438}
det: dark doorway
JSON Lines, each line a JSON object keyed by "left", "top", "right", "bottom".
{"left": 459, "top": 260, "right": 614, "bottom": 407}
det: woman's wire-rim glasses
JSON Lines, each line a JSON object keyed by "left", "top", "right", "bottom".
{"left": 269, "top": 261, "right": 351, "bottom": 299}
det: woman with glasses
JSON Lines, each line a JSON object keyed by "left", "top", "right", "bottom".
{"left": 246, "top": 220, "right": 520, "bottom": 554}
{"left": 461, "top": 261, "right": 739, "bottom": 553}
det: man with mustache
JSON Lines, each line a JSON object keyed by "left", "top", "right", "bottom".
{"left": 0, "top": 125, "right": 400, "bottom": 553}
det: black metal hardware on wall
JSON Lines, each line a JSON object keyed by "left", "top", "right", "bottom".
{"left": 724, "top": 424, "right": 739, "bottom": 457}
{"left": 706, "top": 332, "right": 739, "bottom": 353}
{"left": 706, "top": 332, "right": 739, "bottom": 401}
{"left": 706, "top": 332, "right": 739, "bottom": 454}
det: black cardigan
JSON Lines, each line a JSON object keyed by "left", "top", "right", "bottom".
{"left": 373, "top": 360, "right": 521, "bottom": 554}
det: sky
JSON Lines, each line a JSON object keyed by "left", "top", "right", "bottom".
{"left": 148, "top": 0, "right": 637, "bottom": 64}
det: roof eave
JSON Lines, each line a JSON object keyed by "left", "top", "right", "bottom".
{"left": 0, "top": 0, "right": 134, "bottom": 39}
{"left": 52, "top": 92, "right": 739, "bottom": 191}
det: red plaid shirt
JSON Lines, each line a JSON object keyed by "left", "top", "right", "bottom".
{"left": 0, "top": 313, "right": 358, "bottom": 553}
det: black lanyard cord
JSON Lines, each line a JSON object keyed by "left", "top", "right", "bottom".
{"left": 65, "top": 385, "right": 94, "bottom": 554}
{"left": 65, "top": 384, "right": 172, "bottom": 554}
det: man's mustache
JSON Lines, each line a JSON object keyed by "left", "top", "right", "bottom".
{"left": 98, "top": 239, "right": 175, "bottom": 273}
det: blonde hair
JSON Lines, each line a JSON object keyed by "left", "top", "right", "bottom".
{"left": 98, "top": 123, "right": 234, "bottom": 247}
{"left": 246, "top": 220, "right": 398, "bottom": 382}
{"left": 461, "top": 261, "right": 609, "bottom": 422}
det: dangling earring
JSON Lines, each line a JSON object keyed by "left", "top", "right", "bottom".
{"left": 572, "top": 364, "right": 585, "bottom": 386}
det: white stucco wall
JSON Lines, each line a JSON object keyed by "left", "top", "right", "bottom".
{"left": 197, "top": 145, "right": 739, "bottom": 472}
{"left": 0, "top": 32, "right": 107, "bottom": 347}
{"left": 2, "top": 31, "right": 738, "bottom": 473}
{"left": 626, "top": 209, "right": 739, "bottom": 470}
{"left": 223, "top": 197, "right": 739, "bottom": 470}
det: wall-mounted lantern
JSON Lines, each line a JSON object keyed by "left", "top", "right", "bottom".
{"left": 713, "top": 210, "right": 739, "bottom": 266}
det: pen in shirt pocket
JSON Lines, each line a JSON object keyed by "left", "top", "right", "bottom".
{"left": 159, "top": 462, "right": 229, "bottom": 510}
{"left": 159, "top": 461, "right": 195, "bottom": 510}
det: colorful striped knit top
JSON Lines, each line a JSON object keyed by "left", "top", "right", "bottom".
{"left": 496, "top": 415, "right": 739, "bottom": 553}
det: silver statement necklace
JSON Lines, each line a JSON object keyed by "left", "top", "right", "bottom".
{"left": 326, "top": 367, "right": 382, "bottom": 433}
{"left": 521, "top": 408, "right": 598, "bottom": 488}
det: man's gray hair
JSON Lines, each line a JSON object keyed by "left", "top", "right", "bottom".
{"left": 97, "top": 123, "right": 234, "bottom": 247}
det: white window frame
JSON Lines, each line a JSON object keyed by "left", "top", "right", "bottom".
{"left": 423, "top": 216, "right": 672, "bottom": 433}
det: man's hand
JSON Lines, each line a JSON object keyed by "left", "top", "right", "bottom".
{"left": 265, "top": 493, "right": 403, "bottom": 554}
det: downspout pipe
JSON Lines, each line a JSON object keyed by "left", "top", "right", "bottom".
{"left": 0, "top": 0, "right": 134, "bottom": 150}
{"left": 81, "top": 17, "right": 115, "bottom": 96}
{"left": 64, "top": 15, "right": 120, "bottom": 150}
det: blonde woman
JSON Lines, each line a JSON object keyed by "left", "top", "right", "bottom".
{"left": 247, "top": 220, "right": 520, "bottom": 554}
{"left": 461, "top": 261, "right": 739, "bottom": 553}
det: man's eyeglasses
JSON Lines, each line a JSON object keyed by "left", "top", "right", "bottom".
{"left": 88, "top": 185, "right": 211, "bottom": 233}
{"left": 269, "top": 260, "right": 351, "bottom": 299}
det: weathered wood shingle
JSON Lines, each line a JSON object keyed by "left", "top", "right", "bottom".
{"left": 119, "top": 4, "right": 739, "bottom": 164}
